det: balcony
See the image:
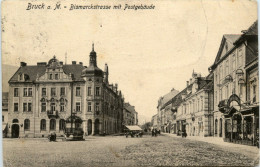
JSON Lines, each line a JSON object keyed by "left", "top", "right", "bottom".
{"left": 47, "top": 110, "right": 59, "bottom": 119}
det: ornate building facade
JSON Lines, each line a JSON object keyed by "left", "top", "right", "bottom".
{"left": 209, "top": 21, "right": 258, "bottom": 146}
{"left": 7, "top": 45, "right": 124, "bottom": 138}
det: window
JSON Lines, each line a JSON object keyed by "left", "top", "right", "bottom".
{"left": 49, "top": 74, "right": 53, "bottom": 80}
{"left": 76, "top": 102, "right": 81, "bottom": 112}
{"left": 19, "top": 74, "right": 23, "bottom": 81}
{"left": 14, "top": 103, "right": 18, "bottom": 112}
{"left": 76, "top": 87, "right": 81, "bottom": 96}
{"left": 88, "top": 87, "right": 91, "bottom": 96}
{"left": 220, "top": 65, "right": 223, "bottom": 80}
{"left": 28, "top": 103, "right": 32, "bottom": 112}
{"left": 51, "top": 88, "right": 56, "bottom": 96}
{"left": 14, "top": 88, "right": 19, "bottom": 97}
{"left": 59, "top": 119, "right": 65, "bottom": 131}
{"left": 40, "top": 119, "right": 46, "bottom": 131}
{"left": 253, "top": 85, "right": 257, "bottom": 103}
{"left": 55, "top": 74, "right": 59, "bottom": 80}
{"left": 232, "top": 54, "right": 236, "bottom": 71}
{"left": 23, "top": 88, "right": 28, "bottom": 97}
{"left": 220, "top": 89, "right": 222, "bottom": 101}
{"left": 95, "top": 103, "right": 100, "bottom": 111}
{"left": 28, "top": 88, "right": 32, "bottom": 96}
{"left": 50, "top": 119, "right": 56, "bottom": 130}
{"left": 88, "top": 102, "right": 92, "bottom": 112}
{"left": 201, "top": 99, "right": 203, "bottom": 111}
{"left": 238, "top": 49, "right": 242, "bottom": 67}
{"left": 42, "top": 88, "right": 46, "bottom": 96}
{"left": 60, "top": 98, "right": 65, "bottom": 112}
{"left": 95, "top": 87, "right": 100, "bottom": 96}
{"left": 60, "top": 87, "right": 65, "bottom": 96}
{"left": 41, "top": 103, "right": 46, "bottom": 112}
{"left": 2, "top": 116, "right": 4, "bottom": 122}
{"left": 51, "top": 103, "right": 56, "bottom": 112}
{"left": 24, "top": 119, "right": 30, "bottom": 130}
{"left": 23, "top": 103, "right": 27, "bottom": 112}
{"left": 226, "top": 60, "right": 229, "bottom": 76}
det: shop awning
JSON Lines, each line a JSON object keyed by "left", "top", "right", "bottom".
{"left": 125, "top": 125, "right": 142, "bottom": 131}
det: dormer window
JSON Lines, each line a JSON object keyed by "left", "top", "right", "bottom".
{"left": 19, "top": 74, "right": 23, "bottom": 81}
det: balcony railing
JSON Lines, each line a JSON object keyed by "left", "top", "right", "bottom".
{"left": 47, "top": 110, "right": 59, "bottom": 119}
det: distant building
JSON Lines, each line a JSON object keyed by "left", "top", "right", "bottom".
{"left": 151, "top": 114, "right": 158, "bottom": 129}
{"left": 123, "top": 103, "right": 138, "bottom": 126}
{"left": 7, "top": 45, "right": 124, "bottom": 138}
{"left": 176, "top": 71, "right": 214, "bottom": 137}
{"left": 157, "top": 88, "right": 179, "bottom": 132}
{"left": 209, "top": 21, "right": 258, "bottom": 146}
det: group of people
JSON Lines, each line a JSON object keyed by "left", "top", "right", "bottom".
{"left": 151, "top": 128, "right": 160, "bottom": 137}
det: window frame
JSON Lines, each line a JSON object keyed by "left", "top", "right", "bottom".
{"left": 76, "top": 87, "right": 81, "bottom": 96}
{"left": 14, "top": 88, "right": 19, "bottom": 97}
{"left": 14, "top": 103, "right": 19, "bottom": 112}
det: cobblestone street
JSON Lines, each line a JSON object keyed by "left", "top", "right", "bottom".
{"left": 3, "top": 134, "right": 259, "bottom": 167}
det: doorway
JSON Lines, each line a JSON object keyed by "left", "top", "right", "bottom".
{"left": 11, "top": 124, "right": 20, "bottom": 138}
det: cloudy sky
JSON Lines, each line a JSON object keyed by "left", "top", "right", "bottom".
{"left": 2, "top": 0, "right": 257, "bottom": 124}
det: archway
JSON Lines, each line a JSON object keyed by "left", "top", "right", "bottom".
{"left": 94, "top": 119, "right": 100, "bottom": 135}
{"left": 11, "top": 124, "right": 19, "bottom": 138}
{"left": 87, "top": 119, "right": 92, "bottom": 135}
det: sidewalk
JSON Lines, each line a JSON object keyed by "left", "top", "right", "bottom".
{"left": 164, "top": 133, "right": 259, "bottom": 160}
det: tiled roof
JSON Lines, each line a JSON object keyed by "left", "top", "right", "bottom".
{"left": 9, "top": 64, "right": 86, "bottom": 83}
{"left": 223, "top": 34, "right": 241, "bottom": 44}
{"left": 160, "top": 89, "right": 179, "bottom": 108}
{"left": 63, "top": 64, "right": 86, "bottom": 81}
{"left": 9, "top": 66, "right": 46, "bottom": 83}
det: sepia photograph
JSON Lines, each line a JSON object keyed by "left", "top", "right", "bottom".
{"left": 1, "top": 0, "right": 259, "bottom": 166}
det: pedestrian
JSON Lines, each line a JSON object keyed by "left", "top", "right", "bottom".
{"left": 152, "top": 129, "right": 154, "bottom": 137}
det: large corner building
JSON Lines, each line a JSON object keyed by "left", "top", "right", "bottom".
{"left": 7, "top": 45, "right": 124, "bottom": 138}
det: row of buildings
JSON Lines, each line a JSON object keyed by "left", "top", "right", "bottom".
{"left": 4, "top": 44, "right": 138, "bottom": 138}
{"left": 152, "top": 21, "right": 259, "bottom": 146}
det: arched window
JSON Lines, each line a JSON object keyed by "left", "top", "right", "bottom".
{"left": 40, "top": 119, "right": 46, "bottom": 131}
{"left": 13, "top": 119, "right": 19, "bottom": 123}
{"left": 24, "top": 119, "right": 30, "bottom": 130}
{"left": 59, "top": 119, "right": 65, "bottom": 131}
{"left": 50, "top": 119, "right": 56, "bottom": 131}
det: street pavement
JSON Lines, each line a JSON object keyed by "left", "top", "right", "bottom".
{"left": 3, "top": 134, "right": 259, "bottom": 167}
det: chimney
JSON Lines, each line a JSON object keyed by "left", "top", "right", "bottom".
{"left": 79, "top": 62, "right": 83, "bottom": 65}
{"left": 37, "top": 62, "right": 47, "bottom": 66}
{"left": 186, "top": 81, "right": 189, "bottom": 87}
{"left": 72, "top": 61, "right": 76, "bottom": 65}
{"left": 115, "top": 83, "right": 118, "bottom": 92}
{"left": 20, "top": 62, "right": 27, "bottom": 67}
{"left": 60, "top": 61, "right": 63, "bottom": 65}
{"left": 171, "top": 88, "right": 175, "bottom": 92}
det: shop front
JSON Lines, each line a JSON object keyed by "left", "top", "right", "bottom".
{"left": 218, "top": 94, "right": 259, "bottom": 146}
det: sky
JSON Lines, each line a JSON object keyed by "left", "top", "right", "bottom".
{"left": 2, "top": 0, "right": 257, "bottom": 124}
